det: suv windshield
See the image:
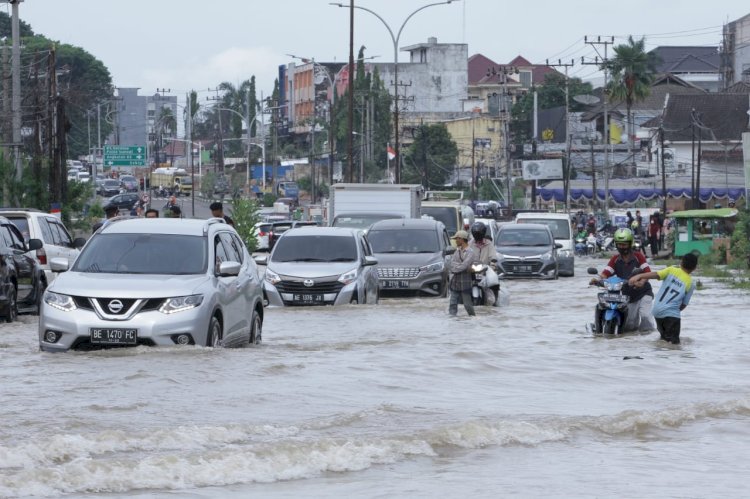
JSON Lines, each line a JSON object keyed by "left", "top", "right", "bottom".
{"left": 519, "top": 219, "right": 570, "bottom": 239}
{"left": 272, "top": 235, "right": 357, "bottom": 262}
{"left": 497, "top": 229, "right": 552, "bottom": 247}
{"left": 368, "top": 229, "right": 440, "bottom": 253}
{"left": 333, "top": 214, "right": 399, "bottom": 229}
{"left": 73, "top": 234, "right": 207, "bottom": 274}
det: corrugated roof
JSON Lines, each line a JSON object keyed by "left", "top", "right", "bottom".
{"left": 650, "top": 46, "right": 720, "bottom": 73}
{"left": 661, "top": 94, "right": 750, "bottom": 142}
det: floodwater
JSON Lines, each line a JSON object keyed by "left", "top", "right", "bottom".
{"left": 1, "top": 257, "right": 749, "bottom": 498}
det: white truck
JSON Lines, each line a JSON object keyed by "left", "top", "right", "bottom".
{"left": 328, "top": 183, "right": 424, "bottom": 227}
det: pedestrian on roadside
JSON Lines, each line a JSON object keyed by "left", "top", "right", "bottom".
{"left": 92, "top": 205, "right": 118, "bottom": 232}
{"left": 648, "top": 214, "right": 660, "bottom": 257}
{"left": 628, "top": 252, "right": 698, "bottom": 344}
{"left": 145, "top": 209, "right": 159, "bottom": 218}
{"left": 448, "top": 230, "right": 477, "bottom": 317}
{"left": 210, "top": 201, "right": 235, "bottom": 227}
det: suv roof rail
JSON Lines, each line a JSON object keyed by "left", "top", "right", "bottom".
{"left": 0, "top": 207, "right": 45, "bottom": 213}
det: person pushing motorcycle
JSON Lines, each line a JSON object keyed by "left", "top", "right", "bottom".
{"left": 589, "top": 228, "right": 655, "bottom": 333}
{"left": 469, "top": 222, "right": 499, "bottom": 305}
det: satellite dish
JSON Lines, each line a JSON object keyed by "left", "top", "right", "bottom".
{"left": 573, "top": 94, "right": 600, "bottom": 105}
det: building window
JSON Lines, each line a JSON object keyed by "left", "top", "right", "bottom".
{"left": 420, "top": 49, "right": 427, "bottom": 63}
{"left": 519, "top": 71, "right": 532, "bottom": 88}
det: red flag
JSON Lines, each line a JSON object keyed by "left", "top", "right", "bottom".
{"left": 387, "top": 146, "right": 396, "bottom": 160}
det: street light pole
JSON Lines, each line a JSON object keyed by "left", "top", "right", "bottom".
{"left": 330, "top": 0, "right": 458, "bottom": 184}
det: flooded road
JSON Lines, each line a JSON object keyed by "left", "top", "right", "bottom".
{"left": 1, "top": 257, "right": 749, "bottom": 498}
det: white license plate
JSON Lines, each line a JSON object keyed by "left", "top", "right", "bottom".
{"left": 601, "top": 293, "right": 628, "bottom": 303}
{"left": 382, "top": 280, "right": 410, "bottom": 289}
{"left": 293, "top": 293, "right": 324, "bottom": 303}
{"left": 90, "top": 328, "right": 138, "bottom": 345}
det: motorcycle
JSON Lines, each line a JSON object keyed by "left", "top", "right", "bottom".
{"left": 575, "top": 237, "right": 588, "bottom": 257}
{"left": 471, "top": 261, "right": 501, "bottom": 306}
{"left": 586, "top": 267, "right": 630, "bottom": 335}
{"left": 596, "top": 232, "right": 614, "bottom": 252}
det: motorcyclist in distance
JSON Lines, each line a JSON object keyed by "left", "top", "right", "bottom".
{"left": 469, "top": 221, "right": 499, "bottom": 305}
{"left": 589, "top": 228, "right": 656, "bottom": 333}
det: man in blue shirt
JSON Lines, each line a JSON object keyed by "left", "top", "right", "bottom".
{"left": 628, "top": 252, "right": 698, "bottom": 344}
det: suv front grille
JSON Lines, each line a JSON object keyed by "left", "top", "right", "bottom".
{"left": 377, "top": 267, "right": 420, "bottom": 279}
{"left": 275, "top": 281, "right": 344, "bottom": 294}
{"left": 72, "top": 296, "right": 164, "bottom": 314}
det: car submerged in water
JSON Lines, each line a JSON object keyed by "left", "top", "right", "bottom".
{"left": 494, "top": 223, "right": 561, "bottom": 279}
{"left": 256, "top": 227, "right": 379, "bottom": 306}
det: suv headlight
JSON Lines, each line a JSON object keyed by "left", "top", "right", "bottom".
{"left": 159, "top": 294, "right": 204, "bottom": 314}
{"left": 44, "top": 291, "right": 77, "bottom": 312}
{"left": 541, "top": 251, "right": 553, "bottom": 260}
{"left": 338, "top": 267, "right": 359, "bottom": 285}
{"left": 419, "top": 261, "right": 444, "bottom": 273}
{"left": 264, "top": 268, "right": 281, "bottom": 285}
{"left": 558, "top": 249, "right": 573, "bottom": 258}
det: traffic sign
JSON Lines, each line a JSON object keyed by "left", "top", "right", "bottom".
{"left": 103, "top": 145, "right": 146, "bottom": 167}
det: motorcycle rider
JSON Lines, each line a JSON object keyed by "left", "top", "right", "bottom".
{"left": 589, "top": 228, "right": 656, "bottom": 333}
{"left": 575, "top": 224, "right": 588, "bottom": 255}
{"left": 469, "top": 221, "right": 499, "bottom": 305}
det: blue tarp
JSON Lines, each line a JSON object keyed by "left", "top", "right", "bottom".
{"left": 538, "top": 187, "right": 746, "bottom": 205}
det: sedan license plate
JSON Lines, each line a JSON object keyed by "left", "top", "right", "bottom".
{"left": 382, "top": 280, "right": 410, "bottom": 289}
{"left": 516, "top": 265, "right": 532, "bottom": 272}
{"left": 601, "top": 293, "right": 628, "bottom": 303}
{"left": 293, "top": 293, "right": 324, "bottom": 303}
{"left": 90, "top": 328, "right": 138, "bottom": 345}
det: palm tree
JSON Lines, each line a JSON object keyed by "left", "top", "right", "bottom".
{"left": 604, "top": 36, "right": 659, "bottom": 164}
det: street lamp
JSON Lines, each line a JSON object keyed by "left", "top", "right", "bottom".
{"left": 330, "top": 0, "right": 459, "bottom": 184}
{"left": 216, "top": 106, "right": 253, "bottom": 191}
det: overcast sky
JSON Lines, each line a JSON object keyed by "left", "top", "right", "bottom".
{"left": 14, "top": 0, "right": 749, "bottom": 103}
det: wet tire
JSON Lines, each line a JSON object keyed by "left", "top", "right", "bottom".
{"left": 206, "top": 316, "right": 222, "bottom": 347}
{"left": 3, "top": 287, "right": 17, "bottom": 323}
{"left": 31, "top": 280, "right": 46, "bottom": 316}
{"left": 603, "top": 320, "right": 617, "bottom": 335}
{"left": 439, "top": 278, "right": 449, "bottom": 298}
{"left": 249, "top": 309, "right": 262, "bottom": 345}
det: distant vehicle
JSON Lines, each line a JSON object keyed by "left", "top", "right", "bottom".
{"left": 98, "top": 179, "right": 122, "bottom": 197}
{"left": 0, "top": 216, "right": 46, "bottom": 321}
{"left": 256, "top": 227, "right": 379, "bottom": 306}
{"left": 66, "top": 160, "right": 84, "bottom": 170}
{"left": 39, "top": 217, "right": 264, "bottom": 352}
{"left": 75, "top": 171, "right": 91, "bottom": 183}
{"left": 367, "top": 218, "right": 454, "bottom": 297}
{"left": 514, "top": 212, "right": 575, "bottom": 277}
{"left": 119, "top": 174, "right": 138, "bottom": 192}
{"left": 276, "top": 181, "right": 299, "bottom": 201}
{"left": 494, "top": 223, "right": 561, "bottom": 280}
{"left": 328, "top": 183, "right": 423, "bottom": 226}
{"left": 104, "top": 192, "right": 140, "bottom": 212}
{"left": 473, "top": 218, "right": 498, "bottom": 242}
{"left": 150, "top": 167, "right": 192, "bottom": 196}
{"left": 267, "top": 220, "right": 319, "bottom": 251}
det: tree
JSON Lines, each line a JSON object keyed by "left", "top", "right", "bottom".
{"left": 604, "top": 36, "right": 659, "bottom": 163}
{"left": 402, "top": 124, "right": 458, "bottom": 188}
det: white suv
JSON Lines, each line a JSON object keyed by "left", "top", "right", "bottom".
{"left": 0, "top": 209, "right": 85, "bottom": 286}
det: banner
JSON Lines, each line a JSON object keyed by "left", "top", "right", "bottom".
{"left": 521, "top": 159, "right": 563, "bottom": 180}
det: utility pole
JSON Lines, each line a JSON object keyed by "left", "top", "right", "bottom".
{"left": 659, "top": 125, "right": 667, "bottom": 216}
{"left": 583, "top": 36, "right": 614, "bottom": 218}
{"left": 548, "top": 59, "right": 574, "bottom": 213}
{"left": 347, "top": 0, "right": 355, "bottom": 183}
{"left": 207, "top": 88, "right": 224, "bottom": 174}
{"left": 8, "top": 0, "right": 22, "bottom": 182}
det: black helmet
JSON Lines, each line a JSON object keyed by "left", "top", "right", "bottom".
{"left": 470, "top": 221, "right": 487, "bottom": 241}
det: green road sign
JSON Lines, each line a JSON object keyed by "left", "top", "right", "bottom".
{"left": 103, "top": 145, "right": 146, "bottom": 167}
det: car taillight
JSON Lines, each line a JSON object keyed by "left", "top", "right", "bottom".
{"left": 259, "top": 231, "right": 267, "bottom": 237}
{"left": 36, "top": 247, "right": 47, "bottom": 265}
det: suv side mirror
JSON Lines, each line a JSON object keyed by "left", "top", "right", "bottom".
{"left": 73, "top": 237, "right": 87, "bottom": 249}
{"left": 443, "top": 246, "right": 456, "bottom": 255}
{"left": 27, "top": 238, "right": 43, "bottom": 251}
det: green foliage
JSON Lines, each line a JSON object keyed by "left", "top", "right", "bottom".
{"left": 730, "top": 211, "right": 750, "bottom": 269}
{"left": 229, "top": 197, "right": 262, "bottom": 252}
{"left": 402, "top": 124, "right": 458, "bottom": 188}
{"left": 202, "top": 171, "right": 216, "bottom": 198}
{"left": 262, "top": 193, "right": 277, "bottom": 207}
{"left": 604, "top": 36, "right": 658, "bottom": 110}
{"left": 0, "top": 12, "right": 34, "bottom": 37}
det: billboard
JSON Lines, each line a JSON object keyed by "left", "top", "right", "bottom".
{"left": 521, "top": 159, "right": 563, "bottom": 180}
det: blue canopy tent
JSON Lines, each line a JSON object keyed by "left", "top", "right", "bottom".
{"left": 538, "top": 187, "right": 746, "bottom": 205}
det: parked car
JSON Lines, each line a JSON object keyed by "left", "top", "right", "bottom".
{"left": 39, "top": 218, "right": 264, "bottom": 352}
{"left": 94, "top": 174, "right": 106, "bottom": 190}
{"left": 494, "top": 223, "right": 561, "bottom": 280}
{"left": 0, "top": 216, "right": 46, "bottom": 321}
{"left": 104, "top": 192, "right": 140, "bottom": 212}
{"left": 98, "top": 179, "right": 122, "bottom": 197}
{"left": 255, "top": 227, "right": 379, "bottom": 306}
{"left": 0, "top": 208, "right": 85, "bottom": 287}
{"left": 367, "top": 218, "right": 455, "bottom": 297}
{"left": 119, "top": 174, "right": 139, "bottom": 192}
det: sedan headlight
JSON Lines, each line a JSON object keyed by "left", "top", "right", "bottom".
{"left": 558, "top": 249, "right": 573, "bottom": 258}
{"left": 264, "top": 268, "right": 282, "bottom": 285}
{"left": 419, "top": 261, "right": 444, "bottom": 273}
{"left": 338, "top": 267, "right": 359, "bottom": 285}
{"left": 44, "top": 291, "right": 77, "bottom": 312}
{"left": 541, "top": 251, "right": 553, "bottom": 260}
{"left": 159, "top": 294, "right": 204, "bottom": 314}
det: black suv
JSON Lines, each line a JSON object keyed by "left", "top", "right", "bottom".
{"left": 0, "top": 216, "right": 46, "bottom": 321}
{"left": 104, "top": 192, "right": 140, "bottom": 212}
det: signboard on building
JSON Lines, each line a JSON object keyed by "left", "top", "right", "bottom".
{"left": 103, "top": 145, "right": 146, "bottom": 167}
{"left": 521, "top": 159, "right": 563, "bottom": 180}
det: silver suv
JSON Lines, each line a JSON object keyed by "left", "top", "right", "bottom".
{"left": 367, "top": 218, "right": 454, "bottom": 297}
{"left": 39, "top": 218, "right": 264, "bottom": 352}
{"left": 0, "top": 208, "right": 85, "bottom": 286}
